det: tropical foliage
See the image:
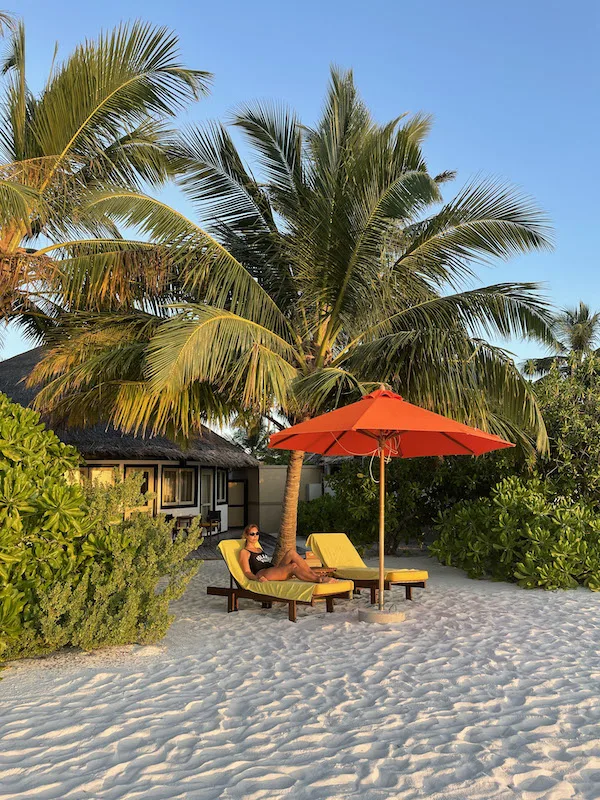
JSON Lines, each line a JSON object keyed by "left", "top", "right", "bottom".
{"left": 301, "top": 355, "right": 600, "bottom": 562}
{"left": 230, "top": 416, "right": 290, "bottom": 463}
{"left": 531, "top": 356, "right": 600, "bottom": 499}
{"left": 297, "top": 451, "right": 515, "bottom": 552}
{"left": 30, "top": 68, "right": 554, "bottom": 560}
{"left": 431, "top": 358, "right": 600, "bottom": 587}
{"left": 431, "top": 476, "right": 600, "bottom": 591}
{"left": 0, "top": 18, "right": 208, "bottom": 344}
{"left": 523, "top": 302, "right": 600, "bottom": 376}
{"left": 0, "top": 10, "right": 15, "bottom": 35}
{"left": 0, "top": 392, "right": 201, "bottom": 662}
{"left": 0, "top": 392, "right": 86, "bottom": 657}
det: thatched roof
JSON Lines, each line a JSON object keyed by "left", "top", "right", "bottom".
{"left": 0, "top": 348, "right": 258, "bottom": 469}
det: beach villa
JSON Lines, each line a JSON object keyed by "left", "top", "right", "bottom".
{"left": 0, "top": 349, "right": 327, "bottom": 533}
{"left": 0, "top": 348, "right": 259, "bottom": 532}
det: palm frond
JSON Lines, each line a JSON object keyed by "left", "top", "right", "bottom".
{"left": 396, "top": 178, "right": 553, "bottom": 289}
{"left": 521, "top": 355, "right": 563, "bottom": 377}
{"left": 0, "top": 21, "right": 28, "bottom": 161}
{"left": 76, "top": 119, "right": 175, "bottom": 190}
{"left": 34, "top": 21, "right": 211, "bottom": 193}
{"left": 35, "top": 239, "right": 172, "bottom": 311}
{"left": 174, "top": 122, "right": 276, "bottom": 232}
{"left": 232, "top": 100, "right": 303, "bottom": 214}
{"left": 31, "top": 325, "right": 236, "bottom": 438}
{"left": 81, "top": 190, "right": 290, "bottom": 332}
{"left": 146, "top": 305, "right": 300, "bottom": 409}
{"left": 433, "top": 170, "right": 456, "bottom": 184}
{"left": 319, "top": 169, "right": 442, "bottom": 339}
{"left": 0, "top": 179, "right": 39, "bottom": 228}
{"left": 339, "top": 283, "right": 555, "bottom": 355}
{"left": 343, "top": 329, "right": 547, "bottom": 453}
{"left": 0, "top": 11, "right": 17, "bottom": 36}
{"left": 292, "top": 367, "right": 373, "bottom": 413}
{"left": 111, "top": 380, "right": 235, "bottom": 439}
{"left": 555, "top": 301, "right": 600, "bottom": 353}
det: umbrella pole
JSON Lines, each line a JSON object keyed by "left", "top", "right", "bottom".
{"left": 358, "top": 445, "right": 404, "bottom": 624}
{"left": 378, "top": 447, "right": 385, "bottom": 611}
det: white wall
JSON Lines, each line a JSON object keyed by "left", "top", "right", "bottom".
{"left": 252, "top": 464, "right": 324, "bottom": 533}
{"left": 306, "top": 482, "right": 323, "bottom": 502}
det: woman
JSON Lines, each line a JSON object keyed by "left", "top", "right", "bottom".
{"left": 239, "top": 524, "right": 337, "bottom": 584}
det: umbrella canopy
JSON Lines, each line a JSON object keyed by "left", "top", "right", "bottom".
{"left": 269, "top": 388, "right": 514, "bottom": 615}
{"left": 269, "top": 388, "right": 514, "bottom": 458}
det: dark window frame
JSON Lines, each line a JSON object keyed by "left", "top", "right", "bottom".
{"left": 200, "top": 467, "right": 215, "bottom": 515}
{"left": 161, "top": 466, "right": 198, "bottom": 509}
{"left": 216, "top": 468, "right": 228, "bottom": 504}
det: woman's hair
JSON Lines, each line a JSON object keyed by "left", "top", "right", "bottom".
{"left": 242, "top": 523, "right": 259, "bottom": 538}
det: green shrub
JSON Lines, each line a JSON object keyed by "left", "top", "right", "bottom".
{"left": 0, "top": 393, "right": 92, "bottom": 658}
{"left": 297, "top": 492, "right": 348, "bottom": 537}
{"left": 10, "top": 472, "right": 202, "bottom": 660}
{"left": 534, "top": 359, "right": 600, "bottom": 501}
{"left": 430, "top": 476, "right": 600, "bottom": 590}
{"left": 298, "top": 452, "right": 513, "bottom": 555}
{"left": 0, "top": 393, "right": 201, "bottom": 661}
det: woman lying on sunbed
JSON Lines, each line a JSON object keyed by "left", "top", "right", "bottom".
{"left": 239, "top": 524, "right": 337, "bottom": 584}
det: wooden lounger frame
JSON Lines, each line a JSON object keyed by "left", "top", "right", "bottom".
{"left": 207, "top": 573, "right": 353, "bottom": 622}
{"left": 351, "top": 578, "right": 427, "bottom": 604}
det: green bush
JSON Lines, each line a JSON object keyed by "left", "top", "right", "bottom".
{"left": 0, "top": 393, "right": 201, "bottom": 662}
{"left": 430, "top": 476, "right": 600, "bottom": 590}
{"left": 297, "top": 492, "right": 348, "bottom": 537}
{"left": 298, "top": 452, "right": 513, "bottom": 554}
{"left": 534, "top": 359, "right": 600, "bottom": 501}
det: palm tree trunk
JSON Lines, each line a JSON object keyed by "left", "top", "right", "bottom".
{"left": 273, "top": 449, "right": 305, "bottom": 564}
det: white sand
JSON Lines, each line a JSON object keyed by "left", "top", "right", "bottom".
{"left": 2, "top": 556, "right": 600, "bottom": 800}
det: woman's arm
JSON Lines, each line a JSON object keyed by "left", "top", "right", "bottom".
{"left": 239, "top": 549, "right": 257, "bottom": 582}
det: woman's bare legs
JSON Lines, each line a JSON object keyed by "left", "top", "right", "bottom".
{"left": 256, "top": 564, "right": 297, "bottom": 582}
{"left": 256, "top": 552, "right": 336, "bottom": 583}
{"left": 277, "top": 549, "right": 337, "bottom": 583}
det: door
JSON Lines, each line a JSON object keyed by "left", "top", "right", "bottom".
{"left": 228, "top": 480, "right": 247, "bottom": 528}
{"left": 200, "top": 469, "right": 214, "bottom": 521}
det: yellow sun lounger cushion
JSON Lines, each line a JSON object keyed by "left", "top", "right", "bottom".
{"left": 218, "top": 539, "right": 354, "bottom": 603}
{"left": 324, "top": 566, "right": 429, "bottom": 582}
{"left": 306, "top": 533, "right": 429, "bottom": 583}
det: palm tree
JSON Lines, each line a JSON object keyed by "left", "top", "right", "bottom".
{"left": 32, "top": 69, "right": 554, "bottom": 560}
{"left": 0, "top": 19, "right": 209, "bottom": 344}
{"left": 523, "top": 302, "right": 600, "bottom": 377}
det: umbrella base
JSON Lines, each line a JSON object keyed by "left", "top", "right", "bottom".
{"left": 358, "top": 608, "right": 405, "bottom": 624}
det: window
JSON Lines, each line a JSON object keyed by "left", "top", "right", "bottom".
{"left": 161, "top": 467, "right": 196, "bottom": 507}
{"left": 80, "top": 466, "right": 118, "bottom": 485}
{"left": 200, "top": 470, "right": 213, "bottom": 520}
{"left": 124, "top": 466, "right": 152, "bottom": 495}
{"left": 216, "top": 469, "right": 228, "bottom": 504}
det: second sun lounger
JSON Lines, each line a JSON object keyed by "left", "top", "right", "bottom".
{"left": 306, "top": 533, "right": 428, "bottom": 604}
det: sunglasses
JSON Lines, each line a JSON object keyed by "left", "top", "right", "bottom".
{"left": 247, "top": 531, "right": 260, "bottom": 536}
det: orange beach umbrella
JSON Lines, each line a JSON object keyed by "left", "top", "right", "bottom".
{"left": 269, "top": 388, "right": 514, "bottom": 613}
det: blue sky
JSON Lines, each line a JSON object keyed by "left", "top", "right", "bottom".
{"left": 6, "top": 0, "right": 600, "bottom": 361}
